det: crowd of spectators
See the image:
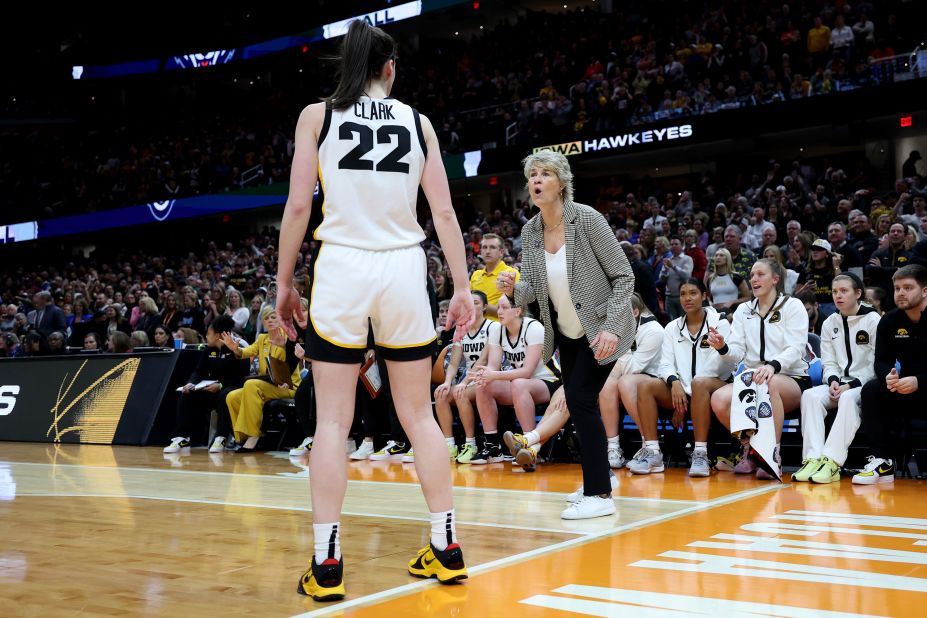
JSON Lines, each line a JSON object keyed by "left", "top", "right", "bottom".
{"left": 2, "top": 2, "right": 921, "bottom": 225}
{"left": 2, "top": 149, "right": 924, "bottom": 362}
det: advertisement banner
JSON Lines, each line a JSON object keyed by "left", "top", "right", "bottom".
{"left": 0, "top": 352, "right": 179, "bottom": 445}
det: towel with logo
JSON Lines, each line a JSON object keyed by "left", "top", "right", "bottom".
{"left": 729, "top": 367, "right": 781, "bottom": 481}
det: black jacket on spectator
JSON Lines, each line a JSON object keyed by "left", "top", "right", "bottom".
{"left": 865, "top": 246, "right": 913, "bottom": 311}
{"left": 179, "top": 307, "right": 206, "bottom": 335}
{"left": 33, "top": 305, "right": 67, "bottom": 337}
{"left": 851, "top": 232, "right": 879, "bottom": 263}
{"left": 629, "top": 258, "right": 660, "bottom": 317}
{"left": 873, "top": 307, "right": 927, "bottom": 383}
{"left": 833, "top": 241, "right": 863, "bottom": 272}
{"left": 188, "top": 345, "right": 250, "bottom": 389}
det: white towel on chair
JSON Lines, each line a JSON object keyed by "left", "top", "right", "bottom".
{"left": 730, "top": 367, "right": 781, "bottom": 481}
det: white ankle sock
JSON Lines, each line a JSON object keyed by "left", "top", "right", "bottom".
{"left": 430, "top": 509, "right": 457, "bottom": 550}
{"left": 524, "top": 430, "right": 540, "bottom": 447}
{"left": 465, "top": 437, "right": 477, "bottom": 447}
{"left": 694, "top": 441, "right": 707, "bottom": 451}
{"left": 446, "top": 437, "right": 455, "bottom": 448}
{"left": 644, "top": 440, "right": 660, "bottom": 452}
{"left": 313, "top": 522, "right": 341, "bottom": 563}
{"left": 607, "top": 435, "right": 620, "bottom": 449}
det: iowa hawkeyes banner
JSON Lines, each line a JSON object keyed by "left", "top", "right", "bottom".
{"left": 0, "top": 352, "right": 179, "bottom": 445}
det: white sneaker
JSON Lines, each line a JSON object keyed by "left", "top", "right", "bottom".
{"left": 561, "top": 495, "right": 616, "bottom": 520}
{"left": 289, "top": 437, "right": 313, "bottom": 457}
{"left": 627, "top": 447, "right": 664, "bottom": 474}
{"left": 688, "top": 449, "right": 711, "bottom": 477}
{"left": 567, "top": 472, "right": 619, "bottom": 504}
{"left": 401, "top": 448, "right": 415, "bottom": 463}
{"left": 607, "top": 446, "right": 626, "bottom": 469}
{"left": 350, "top": 440, "right": 376, "bottom": 461}
{"left": 208, "top": 436, "right": 226, "bottom": 454}
{"left": 163, "top": 437, "right": 190, "bottom": 453}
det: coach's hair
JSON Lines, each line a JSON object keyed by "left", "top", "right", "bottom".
{"left": 521, "top": 151, "right": 574, "bottom": 203}
{"left": 893, "top": 264, "right": 927, "bottom": 287}
{"left": 327, "top": 20, "right": 398, "bottom": 111}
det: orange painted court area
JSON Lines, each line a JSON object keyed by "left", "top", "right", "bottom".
{"left": 1, "top": 443, "right": 926, "bottom": 617}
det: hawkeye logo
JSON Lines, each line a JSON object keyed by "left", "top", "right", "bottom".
{"left": 533, "top": 124, "right": 693, "bottom": 157}
{"left": 0, "top": 385, "right": 20, "bottom": 415}
{"left": 896, "top": 328, "right": 910, "bottom": 338}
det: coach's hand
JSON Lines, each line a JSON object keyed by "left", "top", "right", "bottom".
{"left": 591, "top": 331, "right": 618, "bottom": 360}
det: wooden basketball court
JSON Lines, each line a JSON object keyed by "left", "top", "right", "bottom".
{"left": 1, "top": 442, "right": 925, "bottom": 616}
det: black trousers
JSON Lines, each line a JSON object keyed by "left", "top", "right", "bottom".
{"left": 860, "top": 377, "right": 927, "bottom": 459}
{"left": 174, "top": 386, "right": 238, "bottom": 445}
{"left": 556, "top": 331, "right": 615, "bottom": 496}
{"left": 174, "top": 390, "right": 217, "bottom": 445}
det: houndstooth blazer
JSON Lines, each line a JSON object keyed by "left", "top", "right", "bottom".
{"left": 514, "top": 200, "right": 636, "bottom": 365}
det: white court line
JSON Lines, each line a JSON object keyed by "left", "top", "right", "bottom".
{"left": 7, "top": 461, "right": 699, "bottom": 504}
{"left": 16, "top": 492, "right": 587, "bottom": 537}
{"left": 289, "top": 483, "right": 784, "bottom": 618}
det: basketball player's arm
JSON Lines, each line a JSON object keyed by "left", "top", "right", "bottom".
{"left": 419, "top": 114, "right": 474, "bottom": 339}
{"left": 277, "top": 103, "right": 323, "bottom": 340}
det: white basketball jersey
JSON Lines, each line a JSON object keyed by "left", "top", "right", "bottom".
{"left": 488, "top": 318, "right": 559, "bottom": 382}
{"left": 316, "top": 96, "right": 427, "bottom": 251}
{"left": 460, "top": 319, "right": 492, "bottom": 370}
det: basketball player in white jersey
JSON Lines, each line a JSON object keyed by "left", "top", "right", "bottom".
{"left": 275, "top": 20, "right": 474, "bottom": 601}
{"left": 434, "top": 290, "right": 492, "bottom": 463}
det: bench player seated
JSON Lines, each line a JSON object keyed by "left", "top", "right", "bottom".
{"left": 434, "top": 291, "right": 492, "bottom": 463}
{"left": 469, "top": 295, "right": 560, "bottom": 464}
{"left": 621, "top": 279, "right": 735, "bottom": 477}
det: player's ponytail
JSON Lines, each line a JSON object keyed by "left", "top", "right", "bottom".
{"left": 328, "top": 20, "right": 398, "bottom": 111}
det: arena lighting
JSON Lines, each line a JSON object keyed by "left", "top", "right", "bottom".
{"left": 0, "top": 221, "right": 39, "bottom": 244}
{"left": 323, "top": 1, "right": 424, "bottom": 39}
{"left": 900, "top": 116, "right": 913, "bottom": 127}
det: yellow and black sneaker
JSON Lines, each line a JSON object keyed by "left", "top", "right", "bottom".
{"left": 297, "top": 557, "right": 345, "bottom": 601}
{"left": 408, "top": 543, "right": 468, "bottom": 584}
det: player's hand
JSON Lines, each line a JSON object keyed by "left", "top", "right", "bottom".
{"left": 446, "top": 289, "right": 475, "bottom": 342}
{"left": 707, "top": 326, "right": 726, "bottom": 350}
{"left": 276, "top": 283, "right": 304, "bottom": 341}
{"left": 434, "top": 383, "right": 451, "bottom": 401}
{"left": 549, "top": 386, "right": 567, "bottom": 414}
{"left": 671, "top": 380, "right": 688, "bottom": 416}
{"left": 828, "top": 381, "right": 848, "bottom": 400}
{"left": 753, "top": 364, "right": 775, "bottom": 385}
{"left": 294, "top": 343, "right": 305, "bottom": 360}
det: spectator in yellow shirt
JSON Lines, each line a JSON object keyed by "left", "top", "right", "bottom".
{"left": 469, "top": 233, "right": 520, "bottom": 320}
{"left": 807, "top": 17, "right": 831, "bottom": 67}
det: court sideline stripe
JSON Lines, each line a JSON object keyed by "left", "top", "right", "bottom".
{"left": 8, "top": 461, "right": 699, "bottom": 504}
{"left": 288, "top": 483, "right": 784, "bottom": 618}
{"left": 17, "top": 492, "right": 588, "bottom": 537}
